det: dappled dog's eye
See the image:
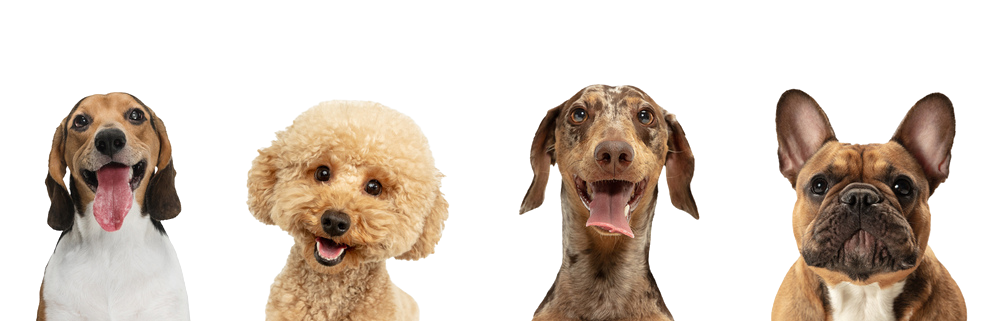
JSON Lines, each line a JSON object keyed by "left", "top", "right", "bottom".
{"left": 71, "top": 114, "right": 90, "bottom": 130}
{"left": 127, "top": 108, "right": 146, "bottom": 124}
{"left": 315, "top": 166, "right": 331, "bottom": 181}
{"left": 364, "top": 179, "right": 382, "bottom": 196}
{"left": 637, "top": 109, "right": 653, "bottom": 125}
{"left": 570, "top": 108, "right": 587, "bottom": 124}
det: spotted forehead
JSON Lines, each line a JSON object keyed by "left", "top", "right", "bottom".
{"left": 577, "top": 85, "right": 650, "bottom": 108}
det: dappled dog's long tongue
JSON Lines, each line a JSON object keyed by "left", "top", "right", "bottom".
{"left": 586, "top": 181, "right": 635, "bottom": 238}
{"left": 93, "top": 165, "right": 132, "bottom": 232}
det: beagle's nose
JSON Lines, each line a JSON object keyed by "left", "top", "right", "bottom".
{"left": 594, "top": 140, "right": 634, "bottom": 173}
{"left": 95, "top": 129, "right": 127, "bottom": 157}
{"left": 321, "top": 211, "right": 351, "bottom": 237}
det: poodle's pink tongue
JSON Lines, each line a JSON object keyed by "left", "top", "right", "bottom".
{"left": 586, "top": 182, "right": 635, "bottom": 238}
{"left": 316, "top": 238, "right": 347, "bottom": 260}
{"left": 93, "top": 165, "right": 132, "bottom": 232}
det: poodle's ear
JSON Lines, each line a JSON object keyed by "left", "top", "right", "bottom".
{"left": 396, "top": 187, "right": 449, "bottom": 260}
{"left": 519, "top": 105, "right": 561, "bottom": 214}
{"left": 46, "top": 119, "right": 75, "bottom": 231}
{"left": 247, "top": 147, "right": 278, "bottom": 225}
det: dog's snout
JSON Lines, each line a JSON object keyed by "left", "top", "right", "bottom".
{"left": 839, "top": 183, "right": 883, "bottom": 211}
{"left": 594, "top": 140, "right": 634, "bottom": 173}
{"left": 95, "top": 129, "right": 127, "bottom": 157}
{"left": 321, "top": 211, "right": 351, "bottom": 237}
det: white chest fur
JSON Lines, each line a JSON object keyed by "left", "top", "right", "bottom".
{"left": 42, "top": 201, "right": 190, "bottom": 321}
{"left": 827, "top": 281, "right": 906, "bottom": 321}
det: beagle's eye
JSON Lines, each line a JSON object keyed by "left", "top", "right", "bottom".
{"left": 315, "top": 166, "right": 331, "bottom": 181}
{"left": 570, "top": 108, "right": 587, "bottom": 124}
{"left": 637, "top": 109, "right": 653, "bottom": 125}
{"left": 364, "top": 179, "right": 382, "bottom": 196}
{"left": 127, "top": 108, "right": 146, "bottom": 123}
{"left": 71, "top": 114, "right": 90, "bottom": 129}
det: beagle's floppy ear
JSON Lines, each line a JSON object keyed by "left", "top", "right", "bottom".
{"left": 396, "top": 185, "right": 449, "bottom": 260}
{"left": 46, "top": 119, "right": 75, "bottom": 231}
{"left": 519, "top": 106, "right": 561, "bottom": 214}
{"left": 891, "top": 93, "right": 956, "bottom": 195}
{"left": 663, "top": 111, "right": 699, "bottom": 219}
{"left": 247, "top": 146, "right": 278, "bottom": 225}
{"left": 143, "top": 107, "right": 181, "bottom": 221}
{"left": 775, "top": 89, "right": 837, "bottom": 187}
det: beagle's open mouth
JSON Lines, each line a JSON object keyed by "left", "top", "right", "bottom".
{"left": 575, "top": 176, "right": 647, "bottom": 238}
{"left": 81, "top": 160, "right": 147, "bottom": 232}
{"left": 314, "top": 237, "right": 350, "bottom": 266}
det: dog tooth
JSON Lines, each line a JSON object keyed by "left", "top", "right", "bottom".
{"left": 625, "top": 204, "right": 630, "bottom": 214}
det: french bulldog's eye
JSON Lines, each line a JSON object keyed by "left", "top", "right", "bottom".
{"left": 893, "top": 178, "right": 912, "bottom": 196}
{"left": 365, "top": 179, "right": 382, "bottom": 196}
{"left": 810, "top": 177, "right": 829, "bottom": 195}
{"left": 315, "top": 166, "right": 331, "bottom": 181}
{"left": 570, "top": 107, "right": 587, "bottom": 124}
{"left": 637, "top": 109, "right": 653, "bottom": 125}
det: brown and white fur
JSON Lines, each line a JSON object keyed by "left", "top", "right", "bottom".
{"left": 40, "top": 93, "right": 187, "bottom": 320}
{"left": 520, "top": 85, "right": 699, "bottom": 321}
{"left": 247, "top": 101, "right": 447, "bottom": 321}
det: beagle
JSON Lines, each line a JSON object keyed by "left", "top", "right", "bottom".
{"left": 521, "top": 85, "right": 698, "bottom": 321}
{"left": 38, "top": 93, "right": 189, "bottom": 320}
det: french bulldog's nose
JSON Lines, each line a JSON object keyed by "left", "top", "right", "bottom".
{"left": 321, "top": 210, "right": 351, "bottom": 237}
{"left": 95, "top": 129, "right": 127, "bottom": 156}
{"left": 839, "top": 183, "right": 883, "bottom": 210}
{"left": 595, "top": 140, "right": 634, "bottom": 173}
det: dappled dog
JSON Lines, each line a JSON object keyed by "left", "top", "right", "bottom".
{"left": 248, "top": 101, "right": 447, "bottom": 321}
{"left": 521, "top": 85, "right": 698, "bottom": 321}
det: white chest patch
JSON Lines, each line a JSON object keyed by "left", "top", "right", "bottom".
{"left": 42, "top": 201, "right": 190, "bottom": 321}
{"left": 827, "top": 281, "right": 906, "bottom": 321}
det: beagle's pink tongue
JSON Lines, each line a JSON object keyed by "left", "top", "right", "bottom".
{"left": 585, "top": 182, "right": 635, "bottom": 238}
{"left": 93, "top": 165, "right": 132, "bottom": 232}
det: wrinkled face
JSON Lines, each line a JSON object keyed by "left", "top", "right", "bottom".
{"left": 794, "top": 142, "right": 928, "bottom": 285}
{"left": 60, "top": 93, "right": 162, "bottom": 231}
{"left": 554, "top": 85, "right": 671, "bottom": 238}
{"left": 253, "top": 103, "right": 443, "bottom": 274}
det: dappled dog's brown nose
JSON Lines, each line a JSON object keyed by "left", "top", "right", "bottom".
{"left": 839, "top": 183, "right": 883, "bottom": 212}
{"left": 594, "top": 140, "right": 634, "bottom": 173}
{"left": 321, "top": 210, "right": 351, "bottom": 237}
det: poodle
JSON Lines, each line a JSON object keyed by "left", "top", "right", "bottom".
{"left": 247, "top": 100, "right": 448, "bottom": 321}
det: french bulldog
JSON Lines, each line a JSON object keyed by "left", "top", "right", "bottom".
{"left": 771, "top": 90, "right": 966, "bottom": 321}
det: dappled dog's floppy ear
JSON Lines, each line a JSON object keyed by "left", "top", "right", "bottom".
{"left": 247, "top": 146, "right": 278, "bottom": 225}
{"left": 142, "top": 106, "right": 181, "bottom": 220}
{"left": 396, "top": 187, "right": 449, "bottom": 260}
{"left": 663, "top": 111, "right": 699, "bottom": 219}
{"left": 776, "top": 89, "right": 837, "bottom": 187}
{"left": 519, "top": 106, "right": 561, "bottom": 214}
{"left": 46, "top": 119, "right": 74, "bottom": 231}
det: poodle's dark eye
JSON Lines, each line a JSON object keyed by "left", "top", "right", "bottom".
{"left": 315, "top": 166, "right": 331, "bottom": 181}
{"left": 127, "top": 108, "right": 146, "bottom": 124}
{"left": 364, "top": 179, "right": 382, "bottom": 196}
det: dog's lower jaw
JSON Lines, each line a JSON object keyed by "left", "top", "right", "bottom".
{"left": 534, "top": 187, "right": 671, "bottom": 321}
{"left": 267, "top": 245, "right": 417, "bottom": 321}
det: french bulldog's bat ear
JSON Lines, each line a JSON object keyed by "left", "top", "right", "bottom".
{"left": 247, "top": 146, "right": 279, "bottom": 225}
{"left": 776, "top": 89, "right": 837, "bottom": 187}
{"left": 142, "top": 105, "right": 181, "bottom": 221}
{"left": 891, "top": 93, "right": 955, "bottom": 195}
{"left": 519, "top": 105, "right": 561, "bottom": 214}
{"left": 46, "top": 119, "right": 75, "bottom": 231}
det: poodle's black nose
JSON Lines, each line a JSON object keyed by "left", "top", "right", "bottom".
{"left": 321, "top": 210, "right": 351, "bottom": 237}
